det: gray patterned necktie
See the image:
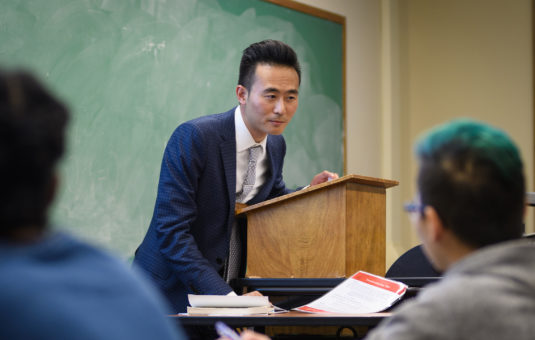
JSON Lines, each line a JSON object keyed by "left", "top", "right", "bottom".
{"left": 227, "top": 145, "right": 262, "bottom": 282}
{"left": 236, "top": 145, "right": 262, "bottom": 203}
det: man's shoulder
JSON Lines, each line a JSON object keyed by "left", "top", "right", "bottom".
{"left": 267, "top": 133, "right": 285, "bottom": 143}
{"left": 0, "top": 232, "right": 184, "bottom": 339}
{"left": 182, "top": 108, "right": 235, "bottom": 129}
{"left": 0, "top": 232, "right": 132, "bottom": 296}
{"left": 266, "top": 134, "right": 286, "bottom": 154}
{"left": 169, "top": 108, "right": 235, "bottom": 143}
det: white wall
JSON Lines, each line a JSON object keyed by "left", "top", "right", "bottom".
{"left": 294, "top": 0, "right": 533, "bottom": 268}
{"left": 391, "top": 0, "right": 534, "bottom": 262}
{"left": 293, "top": 0, "right": 384, "bottom": 177}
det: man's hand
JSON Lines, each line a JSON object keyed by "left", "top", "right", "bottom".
{"left": 240, "top": 330, "right": 271, "bottom": 340}
{"left": 217, "top": 330, "right": 271, "bottom": 340}
{"left": 310, "top": 170, "right": 339, "bottom": 186}
{"left": 243, "top": 290, "right": 263, "bottom": 296}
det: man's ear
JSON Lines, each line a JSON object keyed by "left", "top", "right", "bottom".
{"left": 236, "top": 85, "right": 248, "bottom": 105}
{"left": 423, "top": 206, "right": 445, "bottom": 242}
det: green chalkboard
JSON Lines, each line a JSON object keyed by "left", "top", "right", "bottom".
{"left": 0, "top": 0, "right": 343, "bottom": 257}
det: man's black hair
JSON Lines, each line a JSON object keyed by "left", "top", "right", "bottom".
{"left": 238, "top": 39, "right": 301, "bottom": 90}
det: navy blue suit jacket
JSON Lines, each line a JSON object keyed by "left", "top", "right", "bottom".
{"left": 133, "top": 108, "right": 292, "bottom": 312}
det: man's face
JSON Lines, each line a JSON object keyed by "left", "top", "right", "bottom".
{"left": 237, "top": 63, "right": 299, "bottom": 142}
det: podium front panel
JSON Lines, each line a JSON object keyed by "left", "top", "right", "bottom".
{"left": 345, "top": 183, "right": 386, "bottom": 276}
{"left": 246, "top": 186, "right": 347, "bottom": 278}
{"left": 242, "top": 175, "right": 394, "bottom": 279}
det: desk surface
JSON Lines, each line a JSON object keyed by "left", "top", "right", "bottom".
{"left": 171, "top": 310, "right": 390, "bottom": 327}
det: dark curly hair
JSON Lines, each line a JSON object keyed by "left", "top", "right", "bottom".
{"left": 0, "top": 70, "right": 69, "bottom": 236}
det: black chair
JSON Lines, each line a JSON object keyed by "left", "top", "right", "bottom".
{"left": 523, "top": 232, "right": 535, "bottom": 242}
{"left": 384, "top": 245, "right": 441, "bottom": 302}
{"left": 386, "top": 245, "right": 441, "bottom": 278}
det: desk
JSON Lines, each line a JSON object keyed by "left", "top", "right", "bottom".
{"left": 172, "top": 310, "right": 390, "bottom": 327}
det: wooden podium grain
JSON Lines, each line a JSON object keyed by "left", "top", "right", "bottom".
{"left": 236, "top": 174, "right": 398, "bottom": 278}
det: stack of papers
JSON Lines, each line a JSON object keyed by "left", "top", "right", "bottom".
{"left": 187, "top": 295, "right": 274, "bottom": 315}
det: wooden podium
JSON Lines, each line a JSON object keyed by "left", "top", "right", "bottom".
{"left": 236, "top": 174, "right": 398, "bottom": 278}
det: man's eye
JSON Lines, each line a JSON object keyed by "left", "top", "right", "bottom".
{"left": 265, "top": 95, "right": 276, "bottom": 100}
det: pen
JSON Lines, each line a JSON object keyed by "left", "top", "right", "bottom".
{"left": 215, "top": 321, "right": 241, "bottom": 340}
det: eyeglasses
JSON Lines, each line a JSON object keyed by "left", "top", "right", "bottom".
{"left": 403, "top": 201, "right": 425, "bottom": 214}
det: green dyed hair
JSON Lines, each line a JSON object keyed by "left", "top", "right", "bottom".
{"left": 415, "top": 119, "right": 525, "bottom": 247}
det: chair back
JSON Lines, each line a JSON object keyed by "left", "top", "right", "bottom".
{"left": 386, "top": 245, "right": 441, "bottom": 278}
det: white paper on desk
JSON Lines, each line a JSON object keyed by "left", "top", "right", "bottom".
{"left": 294, "top": 271, "right": 407, "bottom": 314}
{"left": 188, "top": 294, "right": 270, "bottom": 308}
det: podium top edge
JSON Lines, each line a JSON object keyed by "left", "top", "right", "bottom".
{"left": 338, "top": 174, "right": 399, "bottom": 188}
{"left": 235, "top": 174, "right": 398, "bottom": 215}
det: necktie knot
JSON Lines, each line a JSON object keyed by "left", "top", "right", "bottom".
{"left": 248, "top": 145, "right": 262, "bottom": 165}
{"left": 236, "top": 145, "right": 262, "bottom": 203}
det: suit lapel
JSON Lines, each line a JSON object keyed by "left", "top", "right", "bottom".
{"left": 219, "top": 110, "right": 237, "bottom": 205}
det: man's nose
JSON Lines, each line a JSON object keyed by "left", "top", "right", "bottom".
{"left": 274, "top": 98, "right": 285, "bottom": 115}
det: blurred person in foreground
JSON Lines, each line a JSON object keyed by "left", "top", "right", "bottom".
{"left": 0, "top": 69, "right": 185, "bottom": 340}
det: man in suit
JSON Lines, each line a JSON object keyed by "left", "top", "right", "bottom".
{"left": 238, "top": 119, "right": 535, "bottom": 340}
{"left": 133, "top": 40, "right": 337, "bottom": 313}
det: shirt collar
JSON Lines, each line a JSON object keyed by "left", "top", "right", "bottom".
{"left": 234, "top": 106, "right": 267, "bottom": 152}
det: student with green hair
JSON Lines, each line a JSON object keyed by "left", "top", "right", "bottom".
{"left": 364, "top": 119, "right": 534, "bottom": 339}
